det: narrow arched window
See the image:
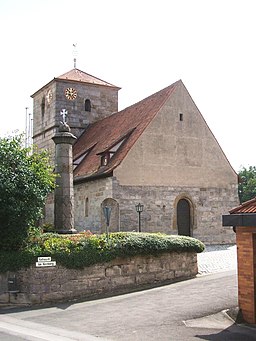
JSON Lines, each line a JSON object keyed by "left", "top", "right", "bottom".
{"left": 85, "top": 99, "right": 91, "bottom": 112}
{"left": 41, "top": 97, "right": 45, "bottom": 117}
{"left": 85, "top": 197, "right": 89, "bottom": 217}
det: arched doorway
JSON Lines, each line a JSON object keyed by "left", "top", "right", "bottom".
{"left": 177, "top": 198, "right": 191, "bottom": 236}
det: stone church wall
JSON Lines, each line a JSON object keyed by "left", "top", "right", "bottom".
{"left": 0, "top": 251, "right": 197, "bottom": 306}
{"left": 72, "top": 176, "right": 236, "bottom": 244}
{"left": 74, "top": 177, "right": 113, "bottom": 232}
{"left": 113, "top": 179, "right": 237, "bottom": 244}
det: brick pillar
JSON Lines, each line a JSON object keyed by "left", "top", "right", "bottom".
{"left": 52, "top": 125, "right": 77, "bottom": 233}
{"left": 236, "top": 226, "right": 256, "bottom": 324}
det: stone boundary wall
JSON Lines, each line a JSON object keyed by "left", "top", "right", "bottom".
{"left": 0, "top": 252, "right": 197, "bottom": 306}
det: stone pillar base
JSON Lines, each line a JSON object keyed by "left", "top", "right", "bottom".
{"left": 57, "top": 228, "right": 78, "bottom": 235}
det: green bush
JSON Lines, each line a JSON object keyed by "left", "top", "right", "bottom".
{"left": 0, "top": 135, "right": 55, "bottom": 250}
{"left": 0, "top": 232, "right": 204, "bottom": 273}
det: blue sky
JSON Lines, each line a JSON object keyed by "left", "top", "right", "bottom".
{"left": 0, "top": 0, "right": 255, "bottom": 171}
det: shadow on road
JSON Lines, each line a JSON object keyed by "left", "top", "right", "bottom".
{"left": 196, "top": 324, "right": 256, "bottom": 341}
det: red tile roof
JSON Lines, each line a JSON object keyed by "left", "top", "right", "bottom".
{"left": 31, "top": 68, "right": 120, "bottom": 98}
{"left": 73, "top": 80, "right": 180, "bottom": 182}
{"left": 56, "top": 68, "right": 120, "bottom": 88}
{"left": 229, "top": 198, "right": 256, "bottom": 214}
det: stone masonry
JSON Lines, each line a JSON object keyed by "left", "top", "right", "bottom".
{"left": 52, "top": 123, "right": 77, "bottom": 232}
{"left": 73, "top": 176, "right": 237, "bottom": 244}
{"left": 74, "top": 177, "right": 113, "bottom": 232}
{"left": 0, "top": 251, "right": 197, "bottom": 306}
{"left": 114, "top": 182, "right": 237, "bottom": 244}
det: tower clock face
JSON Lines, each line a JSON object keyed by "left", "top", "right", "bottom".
{"left": 65, "top": 87, "right": 77, "bottom": 100}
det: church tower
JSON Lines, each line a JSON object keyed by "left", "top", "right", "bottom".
{"left": 31, "top": 68, "right": 120, "bottom": 157}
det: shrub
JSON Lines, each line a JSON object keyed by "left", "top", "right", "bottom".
{"left": 0, "top": 135, "right": 55, "bottom": 250}
{"left": 0, "top": 232, "right": 204, "bottom": 272}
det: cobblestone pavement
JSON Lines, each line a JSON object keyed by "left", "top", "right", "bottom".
{"left": 197, "top": 244, "right": 237, "bottom": 274}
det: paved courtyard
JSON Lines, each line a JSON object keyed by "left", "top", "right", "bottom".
{"left": 197, "top": 244, "right": 237, "bottom": 275}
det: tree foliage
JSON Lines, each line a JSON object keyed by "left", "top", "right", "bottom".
{"left": 0, "top": 135, "right": 55, "bottom": 250}
{"left": 238, "top": 166, "right": 256, "bottom": 203}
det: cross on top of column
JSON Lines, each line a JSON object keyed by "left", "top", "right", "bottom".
{"left": 60, "top": 109, "right": 68, "bottom": 123}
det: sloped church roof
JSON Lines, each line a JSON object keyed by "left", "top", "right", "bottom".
{"left": 73, "top": 81, "right": 179, "bottom": 182}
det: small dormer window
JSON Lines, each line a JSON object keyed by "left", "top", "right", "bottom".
{"left": 85, "top": 99, "right": 91, "bottom": 112}
{"left": 101, "top": 153, "right": 110, "bottom": 166}
{"left": 99, "top": 136, "right": 129, "bottom": 167}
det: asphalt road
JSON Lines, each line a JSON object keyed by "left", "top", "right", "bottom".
{"left": 0, "top": 270, "right": 255, "bottom": 341}
{"left": 1, "top": 245, "right": 255, "bottom": 340}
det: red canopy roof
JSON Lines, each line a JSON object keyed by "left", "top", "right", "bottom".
{"left": 229, "top": 198, "right": 256, "bottom": 214}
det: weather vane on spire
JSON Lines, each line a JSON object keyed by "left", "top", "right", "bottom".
{"left": 73, "top": 43, "right": 77, "bottom": 68}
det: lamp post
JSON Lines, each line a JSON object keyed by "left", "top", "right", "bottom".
{"left": 135, "top": 203, "right": 144, "bottom": 232}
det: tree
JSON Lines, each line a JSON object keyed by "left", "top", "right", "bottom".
{"left": 238, "top": 166, "right": 256, "bottom": 203}
{"left": 0, "top": 135, "right": 55, "bottom": 250}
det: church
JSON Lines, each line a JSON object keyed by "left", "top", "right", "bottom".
{"left": 31, "top": 67, "right": 239, "bottom": 244}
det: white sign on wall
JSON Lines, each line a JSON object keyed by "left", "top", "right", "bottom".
{"left": 36, "top": 257, "right": 56, "bottom": 267}
{"left": 38, "top": 257, "right": 52, "bottom": 262}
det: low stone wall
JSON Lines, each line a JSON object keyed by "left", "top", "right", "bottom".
{"left": 0, "top": 252, "right": 197, "bottom": 306}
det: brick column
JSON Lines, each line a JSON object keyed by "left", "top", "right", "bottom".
{"left": 52, "top": 126, "right": 77, "bottom": 233}
{"left": 236, "top": 226, "right": 256, "bottom": 324}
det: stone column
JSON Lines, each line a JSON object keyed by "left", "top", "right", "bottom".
{"left": 52, "top": 120, "right": 77, "bottom": 233}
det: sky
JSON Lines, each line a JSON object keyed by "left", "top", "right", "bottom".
{"left": 0, "top": 0, "right": 255, "bottom": 171}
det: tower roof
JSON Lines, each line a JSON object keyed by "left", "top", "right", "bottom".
{"left": 56, "top": 68, "right": 120, "bottom": 88}
{"left": 31, "top": 68, "right": 120, "bottom": 97}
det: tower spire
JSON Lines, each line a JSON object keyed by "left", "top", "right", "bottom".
{"left": 72, "top": 43, "right": 77, "bottom": 68}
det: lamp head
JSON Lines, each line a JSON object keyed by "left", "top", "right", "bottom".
{"left": 135, "top": 203, "right": 144, "bottom": 213}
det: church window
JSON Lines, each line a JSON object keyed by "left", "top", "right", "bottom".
{"left": 85, "top": 197, "right": 89, "bottom": 217}
{"left": 179, "top": 113, "right": 183, "bottom": 121}
{"left": 85, "top": 99, "right": 91, "bottom": 112}
{"left": 99, "top": 135, "right": 130, "bottom": 167}
{"left": 41, "top": 97, "right": 45, "bottom": 117}
{"left": 101, "top": 153, "right": 110, "bottom": 166}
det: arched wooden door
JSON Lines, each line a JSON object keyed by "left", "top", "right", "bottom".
{"left": 177, "top": 199, "right": 191, "bottom": 236}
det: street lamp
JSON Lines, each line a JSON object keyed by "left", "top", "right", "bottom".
{"left": 135, "top": 203, "right": 144, "bottom": 232}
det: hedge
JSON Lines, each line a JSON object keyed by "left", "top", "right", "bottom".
{"left": 0, "top": 232, "right": 205, "bottom": 273}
